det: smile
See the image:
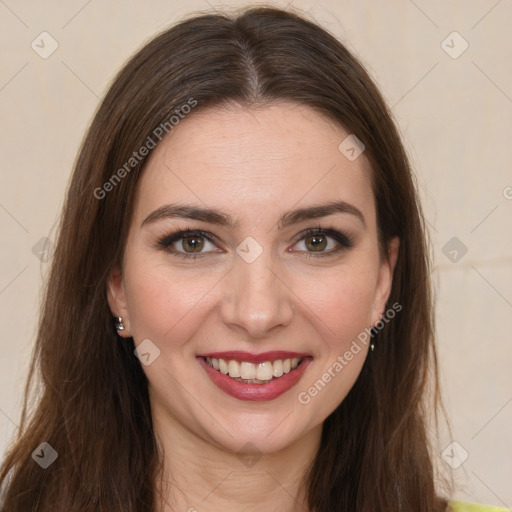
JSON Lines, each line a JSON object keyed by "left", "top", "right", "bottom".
{"left": 197, "top": 351, "right": 312, "bottom": 401}
{"left": 205, "top": 356, "right": 302, "bottom": 383}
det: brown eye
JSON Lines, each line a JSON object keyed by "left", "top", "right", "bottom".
{"left": 181, "top": 235, "right": 205, "bottom": 253}
{"left": 292, "top": 228, "right": 354, "bottom": 257}
{"left": 304, "top": 233, "right": 327, "bottom": 252}
{"left": 157, "top": 229, "right": 219, "bottom": 259}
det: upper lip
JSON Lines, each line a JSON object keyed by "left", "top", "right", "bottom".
{"left": 196, "top": 351, "right": 310, "bottom": 364}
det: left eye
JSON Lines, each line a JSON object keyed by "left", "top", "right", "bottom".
{"left": 290, "top": 228, "right": 354, "bottom": 257}
{"left": 294, "top": 231, "right": 338, "bottom": 253}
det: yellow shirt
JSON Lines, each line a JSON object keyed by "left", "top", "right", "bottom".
{"left": 449, "top": 500, "right": 510, "bottom": 511}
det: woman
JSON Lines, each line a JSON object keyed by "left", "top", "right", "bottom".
{"left": 0, "top": 6, "right": 505, "bottom": 512}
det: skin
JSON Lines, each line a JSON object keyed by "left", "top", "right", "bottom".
{"left": 107, "top": 101, "right": 399, "bottom": 512}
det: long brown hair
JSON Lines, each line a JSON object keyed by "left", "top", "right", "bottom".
{"left": 0, "top": 6, "right": 451, "bottom": 511}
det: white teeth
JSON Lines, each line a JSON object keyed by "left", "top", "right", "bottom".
{"left": 256, "top": 361, "right": 273, "bottom": 381}
{"left": 228, "top": 360, "right": 241, "bottom": 378}
{"left": 205, "top": 356, "right": 303, "bottom": 382}
{"left": 273, "top": 359, "right": 284, "bottom": 378}
{"left": 240, "top": 361, "right": 256, "bottom": 380}
{"left": 219, "top": 358, "right": 228, "bottom": 374}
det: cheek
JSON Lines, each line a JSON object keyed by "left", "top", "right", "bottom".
{"left": 299, "top": 264, "right": 378, "bottom": 349}
{"left": 123, "top": 261, "right": 216, "bottom": 348}
{"left": 296, "top": 271, "right": 376, "bottom": 410}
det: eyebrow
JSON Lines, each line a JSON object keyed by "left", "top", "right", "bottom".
{"left": 141, "top": 200, "right": 366, "bottom": 229}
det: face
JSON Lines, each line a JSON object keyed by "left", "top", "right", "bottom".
{"left": 107, "top": 102, "right": 399, "bottom": 456}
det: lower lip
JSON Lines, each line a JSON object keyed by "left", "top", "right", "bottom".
{"left": 197, "top": 357, "right": 312, "bottom": 402}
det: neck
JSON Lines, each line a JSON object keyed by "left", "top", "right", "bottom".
{"left": 152, "top": 410, "right": 321, "bottom": 512}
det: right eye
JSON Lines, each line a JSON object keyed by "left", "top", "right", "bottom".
{"left": 157, "top": 229, "right": 221, "bottom": 259}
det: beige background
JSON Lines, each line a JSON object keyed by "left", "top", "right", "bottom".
{"left": 1, "top": 0, "right": 511, "bottom": 507}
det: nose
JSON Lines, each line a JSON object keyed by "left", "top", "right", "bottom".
{"left": 220, "top": 249, "right": 295, "bottom": 338}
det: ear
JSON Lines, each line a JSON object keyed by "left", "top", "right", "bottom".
{"left": 371, "top": 236, "right": 400, "bottom": 326}
{"left": 106, "top": 265, "right": 132, "bottom": 337}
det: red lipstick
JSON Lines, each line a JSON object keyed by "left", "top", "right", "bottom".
{"left": 197, "top": 353, "right": 312, "bottom": 402}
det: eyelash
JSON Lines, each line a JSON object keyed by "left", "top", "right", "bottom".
{"left": 156, "top": 225, "right": 354, "bottom": 260}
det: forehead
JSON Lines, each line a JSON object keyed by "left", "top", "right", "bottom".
{"left": 133, "top": 102, "right": 375, "bottom": 227}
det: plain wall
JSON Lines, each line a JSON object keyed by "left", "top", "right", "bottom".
{"left": 0, "top": 0, "right": 511, "bottom": 507}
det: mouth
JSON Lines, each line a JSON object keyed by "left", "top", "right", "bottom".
{"left": 203, "top": 355, "right": 303, "bottom": 384}
{"left": 196, "top": 351, "right": 312, "bottom": 401}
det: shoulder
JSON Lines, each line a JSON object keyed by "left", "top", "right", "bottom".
{"left": 448, "top": 500, "right": 510, "bottom": 512}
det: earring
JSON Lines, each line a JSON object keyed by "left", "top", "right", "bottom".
{"left": 115, "top": 316, "right": 125, "bottom": 332}
{"left": 370, "top": 317, "right": 381, "bottom": 352}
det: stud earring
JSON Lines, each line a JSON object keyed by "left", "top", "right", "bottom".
{"left": 115, "top": 317, "right": 125, "bottom": 332}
